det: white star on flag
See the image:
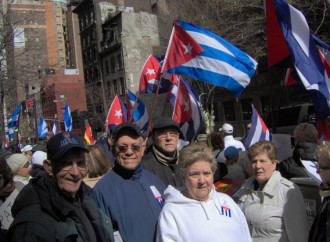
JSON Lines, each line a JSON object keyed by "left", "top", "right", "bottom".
{"left": 182, "top": 98, "right": 190, "bottom": 112}
{"left": 146, "top": 68, "right": 156, "bottom": 76}
{"left": 115, "top": 109, "right": 123, "bottom": 118}
{"left": 184, "top": 43, "right": 193, "bottom": 54}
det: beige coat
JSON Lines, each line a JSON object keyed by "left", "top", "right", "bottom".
{"left": 238, "top": 171, "right": 309, "bottom": 242}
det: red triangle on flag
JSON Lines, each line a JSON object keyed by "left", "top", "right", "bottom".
{"left": 162, "top": 21, "right": 204, "bottom": 72}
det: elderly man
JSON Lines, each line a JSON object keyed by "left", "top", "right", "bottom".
{"left": 94, "top": 122, "right": 165, "bottom": 242}
{"left": 8, "top": 132, "right": 114, "bottom": 242}
{"left": 141, "top": 118, "right": 184, "bottom": 187}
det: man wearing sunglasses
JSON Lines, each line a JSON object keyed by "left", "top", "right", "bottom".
{"left": 94, "top": 122, "right": 166, "bottom": 242}
{"left": 8, "top": 132, "right": 115, "bottom": 242}
{"left": 141, "top": 117, "right": 184, "bottom": 187}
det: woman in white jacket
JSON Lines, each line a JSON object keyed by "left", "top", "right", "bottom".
{"left": 156, "top": 142, "right": 252, "bottom": 242}
{"left": 237, "top": 141, "right": 309, "bottom": 242}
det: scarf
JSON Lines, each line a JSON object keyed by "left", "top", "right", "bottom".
{"left": 152, "top": 146, "right": 178, "bottom": 166}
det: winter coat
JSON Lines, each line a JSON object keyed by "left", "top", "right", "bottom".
{"left": 141, "top": 149, "right": 184, "bottom": 187}
{"left": 279, "top": 142, "right": 318, "bottom": 180}
{"left": 308, "top": 190, "right": 330, "bottom": 242}
{"left": 94, "top": 162, "right": 166, "bottom": 242}
{"left": 156, "top": 185, "right": 252, "bottom": 242}
{"left": 238, "top": 171, "right": 309, "bottom": 242}
{"left": 8, "top": 172, "right": 114, "bottom": 242}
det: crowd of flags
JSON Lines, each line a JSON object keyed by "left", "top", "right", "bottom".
{"left": 6, "top": 0, "right": 330, "bottom": 146}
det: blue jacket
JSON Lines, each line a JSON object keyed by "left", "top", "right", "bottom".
{"left": 94, "top": 162, "right": 166, "bottom": 242}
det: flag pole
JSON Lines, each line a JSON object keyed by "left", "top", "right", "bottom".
{"left": 145, "top": 74, "right": 162, "bottom": 138}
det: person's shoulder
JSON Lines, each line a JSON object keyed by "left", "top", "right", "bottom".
{"left": 141, "top": 169, "right": 166, "bottom": 188}
{"left": 141, "top": 150, "right": 156, "bottom": 164}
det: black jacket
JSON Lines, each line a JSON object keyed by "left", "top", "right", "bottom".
{"left": 309, "top": 192, "right": 330, "bottom": 242}
{"left": 279, "top": 142, "right": 318, "bottom": 180}
{"left": 8, "top": 172, "right": 114, "bottom": 242}
{"left": 141, "top": 149, "right": 184, "bottom": 187}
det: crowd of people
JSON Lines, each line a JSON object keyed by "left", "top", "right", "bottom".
{"left": 0, "top": 119, "right": 328, "bottom": 242}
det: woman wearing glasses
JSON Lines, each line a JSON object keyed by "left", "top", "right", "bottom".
{"left": 238, "top": 141, "right": 309, "bottom": 242}
{"left": 309, "top": 143, "right": 330, "bottom": 242}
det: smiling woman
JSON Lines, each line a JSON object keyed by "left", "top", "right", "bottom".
{"left": 238, "top": 141, "right": 309, "bottom": 242}
{"left": 156, "top": 142, "right": 252, "bottom": 242}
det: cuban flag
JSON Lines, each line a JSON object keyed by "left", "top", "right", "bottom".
{"left": 126, "top": 90, "right": 149, "bottom": 134}
{"left": 8, "top": 103, "right": 22, "bottom": 141}
{"left": 266, "top": 0, "right": 325, "bottom": 86}
{"left": 52, "top": 118, "right": 58, "bottom": 135}
{"left": 139, "top": 55, "right": 162, "bottom": 93}
{"left": 244, "top": 105, "right": 271, "bottom": 148}
{"left": 220, "top": 205, "right": 232, "bottom": 218}
{"left": 170, "top": 77, "right": 203, "bottom": 141}
{"left": 64, "top": 101, "right": 72, "bottom": 131}
{"left": 105, "top": 95, "right": 127, "bottom": 132}
{"left": 38, "top": 116, "right": 48, "bottom": 138}
{"left": 162, "top": 20, "right": 257, "bottom": 97}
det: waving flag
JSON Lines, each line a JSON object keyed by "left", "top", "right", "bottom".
{"left": 84, "top": 122, "right": 95, "bottom": 144}
{"left": 162, "top": 20, "right": 257, "bottom": 97}
{"left": 245, "top": 105, "right": 271, "bottom": 148}
{"left": 105, "top": 95, "right": 127, "bottom": 132}
{"left": 139, "top": 55, "right": 162, "bottom": 93}
{"left": 52, "top": 118, "right": 58, "bottom": 136}
{"left": 64, "top": 101, "right": 72, "bottom": 131}
{"left": 171, "top": 78, "right": 203, "bottom": 141}
{"left": 266, "top": 0, "right": 325, "bottom": 86}
{"left": 126, "top": 90, "right": 149, "bottom": 134}
{"left": 8, "top": 103, "right": 22, "bottom": 140}
{"left": 38, "top": 117, "right": 48, "bottom": 138}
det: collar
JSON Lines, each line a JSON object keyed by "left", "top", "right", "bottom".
{"left": 113, "top": 161, "right": 142, "bottom": 180}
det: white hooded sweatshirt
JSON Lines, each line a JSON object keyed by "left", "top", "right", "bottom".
{"left": 156, "top": 185, "right": 252, "bottom": 242}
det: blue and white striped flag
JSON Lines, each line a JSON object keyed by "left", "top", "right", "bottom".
{"left": 8, "top": 103, "right": 22, "bottom": 140}
{"left": 52, "top": 118, "right": 58, "bottom": 135}
{"left": 162, "top": 20, "right": 257, "bottom": 97}
{"left": 38, "top": 116, "right": 48, "bottom": 138}
{"left": 64, "top": 101, "right": 72, "bottom": 131}
{"left": 126, "top": 90, "right": 149, "bottom": 134}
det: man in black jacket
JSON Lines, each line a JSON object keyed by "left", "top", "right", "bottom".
{"left": 8, "top": 132, "right": 114, "bottom": 242}
{"left": 141, "top": 118, "right": 184, "bottom": 187}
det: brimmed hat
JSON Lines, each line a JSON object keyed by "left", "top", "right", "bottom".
{"left": 224, "top": 146, "right": 241, "bottom": 160}
{"left": 219, "top": 123, "right": 233, "bottom": 134}
{"left": 21, "top": 145, "right": 33, "bottom": 153}
{"left": 6, "top": 154, "right": 30, "bottom": 173}
{"left": 112, "top": 122, "right": 143, "bottom": 142}
{"left": 47, "top": 132, "right": 89, "bottom": 161}
{"left": 152, "top": 118, "right": 180, "bottom": 134}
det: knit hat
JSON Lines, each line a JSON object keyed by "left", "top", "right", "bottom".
{"left": 6, "top": 154, "right": 30, "bottom": 173}
{"left": 219, "top": 123, "right": 233, "bottom": 134}
{"left": 32, "top": 151, "right": 47, "bottom": 166}
{"left": 47, "top": 131, "right": 89, "bottom": 161}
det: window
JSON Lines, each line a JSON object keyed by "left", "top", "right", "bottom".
{"left": 110, "top": 57, "right": 116, "bottom": 73}
{"left": 113, "top": 79, "right": 117, "bottom": 94}
{"left": 117, "top": 54, "right": 123, "bottom": 70}
{"left": 241, "top": 98, "right": 253, "bottom": 120}
{"left": 120, "top": 78, "right": 125, "bottom": 95}
{"left": 104, "top": 60, "right": 109, "bottom": 75}
{"left": 223, "top": 101, "right": 235, "bottom": 121}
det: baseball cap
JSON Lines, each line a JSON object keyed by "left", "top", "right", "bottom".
{"left": 219, "top": 123, "right": 233, "bottom": 134}
{"left": 47, "top": 132, "right": 89, "bottom": 161}
{"left": 112, "top": 122, "right": 143, "bottom": 142}
{"left": 224, "top": 146, "right": 242, "bottom": 160}
{"left": 152, "top": 118, "right": 180, "bottom": 133}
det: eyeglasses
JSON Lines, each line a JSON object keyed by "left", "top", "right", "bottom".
{"left": 61, "top": 160, "right": 87, "bottom": 171}
{"left": 116, "top": 144, "right": 144, "bottom": 153}
{"left": 156, "top": 131, "right": 179, "bottom": 140}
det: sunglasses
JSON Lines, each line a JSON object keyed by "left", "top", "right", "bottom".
{"left": 116, "top": 144, "right": 143, "bottom": 153}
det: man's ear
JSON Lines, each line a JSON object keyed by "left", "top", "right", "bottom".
{"left": 43, "top": 160, "right": 53, "bottom": 176}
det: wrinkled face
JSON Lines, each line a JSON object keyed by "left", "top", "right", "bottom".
{"left": 115, "top": 135, "right": 145, "bottom": 170}
{"left": 154, "top": 128, "right": 179, "bottom": 154}
{"left": 317, "top": 156, "right": 330, "bottom": 185}
{"left": 251, "top": 152, "right": 277, "bottom": 185}
{"left": 184, "top": 160, "right": 214, "bottom": 202}
{"left": 54, "top": 150, "right": 87, "bottom": 198}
